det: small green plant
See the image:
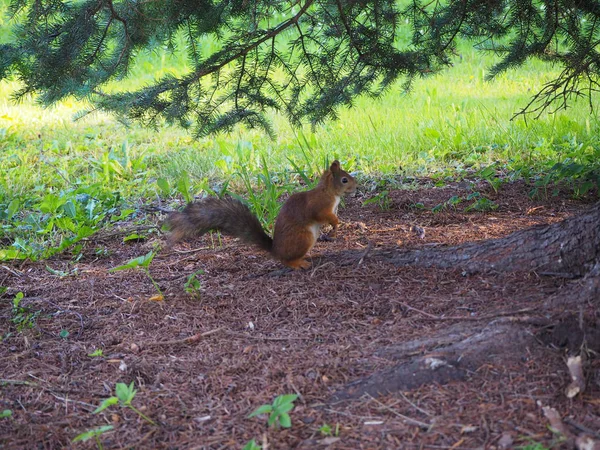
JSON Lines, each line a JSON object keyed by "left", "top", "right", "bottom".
{"left": 242, "top": 439, "right": 261, "bottom": 450}
{"left": 432, "top": 195, "right": 463, "bottom": 213}
{"left": 156, "top": 178, "right": 171, "bottom": 197}
{"left": 363, "top": 190, "right": 391, "bottom": 211}
{"left": 123, "top": 233, "right": 146, "bottom": 243}
{"left": 109, "top": 250, "right": 162, "bottom": 297}
{"left": 94, "top": 382, "right": 156, "bottom": 426}
{"left": 286, "top": 156, "right": 320, "bottom": 188}
{"left": 184, "top": 270, "right": 204, "bottom": 297}
{"left": 248, "top": 394, "right": 298, "bottom": 429}
{"left": 0, "top": 410, "right": 12, "bottom": 419}
{"left": 11, "top": 292, "right": 40, "bottom": 331}
{"left": 446, "top": 195, "right": 462, "bottom": 208}
{"left": 234, "top": 154, "right": 294, "bottom": 230}
{"left": 72, "top": 425, "right": 114, "bottom": 450}
{"left": 319, "top": 423, "right": 341, "bottom": 436}
{"left": 478, "top": 163, "right": 504, "bottom": 192}
{"left": 464, "top": 192, "right": 499, "bottom": 212}
{"left": 175, "top": 171, "right": 193, "bottom": 203}
{"left": 516, "top": 430, "right": 568, "bottom": 450}
{"left": 88, "top": 349, "right": 104, "bottom": 357}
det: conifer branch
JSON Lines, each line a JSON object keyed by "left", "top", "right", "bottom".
{"left": 2, "top": 0, "right": 600, "bottom": 134}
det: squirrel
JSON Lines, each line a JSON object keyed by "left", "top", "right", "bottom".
{"left": 168, "top": 160, "right": 357, "bottom": 269}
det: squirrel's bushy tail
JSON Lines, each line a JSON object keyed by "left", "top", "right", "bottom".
{"left": 168, "top": 197, "right": 273, "bottom": 253}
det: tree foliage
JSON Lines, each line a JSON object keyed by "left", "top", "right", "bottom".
{"left": 1, "top": 0, "right": 600, "bottom": 135}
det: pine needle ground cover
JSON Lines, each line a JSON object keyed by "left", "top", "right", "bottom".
{"left": 1, "top": 183, "right": 598, "bottom": 449}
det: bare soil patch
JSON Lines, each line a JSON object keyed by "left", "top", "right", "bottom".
{"left": 1, "top": 182, "right": 598, "bottom": 449}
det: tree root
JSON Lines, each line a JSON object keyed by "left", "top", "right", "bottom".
{"left": 331, "top": 321, "right": 534, "bottom": 401}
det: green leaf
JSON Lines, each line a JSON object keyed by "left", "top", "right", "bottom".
{"left": 112, "top": 209, "right": 135, "bottom": 221}
{"left": 242, "top": 439, "right": 261, "bottom": 450}
{"left": 578, "top": 180, "right": 594, "bottom": 196}
{"left": 115, "top": 381, "right": 136, "bottom": 404}
{"left": 214, "top": 159, "right": 229, "bottom": 173}
{"left": 319, "top": 423, "right": 332, "bottom": 436}
{"left": 273, "top": 394, "right": 298, "bottom": 406}
{"left": 432, "top": 203, "right": 444, "bottom": 213}
{"left": 157, "top": 178, "right": 170, "bottom": 196}
{"left": 278, "top": 412, "right": 292, "bottom": 428}
{"left": 71, "top": 226, "right": 94, "bottom": 239}
{"left": 176, "top": 171, "right": 192, "bottom": 203}
{"left": 72, "top": 425, "right": 114, "bottom": 442}
{"left": 61, "top": 200, "right": 77, "bottom": 218}
{"left": 267, "top": 411, "right": 279, "bottom": 427}
{"left": 423, "top": 127, "right": 441, "bottom": 139}
{"left": 12, "top": 292, "right": 24, "bottom": 308}
{"left": 479, "top": 165, "right": 495, "bottom": 179}
{"left": 93, "top": 396, "right": 118, "bottom": 414}
{"left": 109, "top": 251, "right": 155, "bottom": 272}
{"left": 6, "top": 199, "right": 20, "bottom": 220}
{"left": 0, "top": 247, "right": 27, "bottom": 261}
{"left": 54, "top": 217, "right": 76, "bottom": 232}
{"left": 184, "top": 270, "right": 203, "bottom": 296}
{"left": 274, "top": 402, "right": 295, "bottom": 414}
{"left": 0, "top": 410, "right": 12, "bottom": 419}
{"left": 248, "top": 404, "right": 273, "bottom": 418}
{"left": 59, "top": 329, "right": 69, "bottom": 339}
{"left": 39, "top": 193, "right": 65, "bottom": 214}
{"left": 88, "top": 349, "right": 104, "bottom": 357}
{"left": 123, "top": 233, "right": 146, "bottom": 243}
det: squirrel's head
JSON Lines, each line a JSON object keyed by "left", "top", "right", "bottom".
{"left": 327, "top": 160, "right": 357, "bottom": 196}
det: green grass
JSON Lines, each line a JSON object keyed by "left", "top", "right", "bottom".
{"left": 1, "top": 14, "right": 600, "bottom": 260}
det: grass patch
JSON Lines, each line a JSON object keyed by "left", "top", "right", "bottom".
{"left": 1, "top": 29, "right": 599, "bottom": 260}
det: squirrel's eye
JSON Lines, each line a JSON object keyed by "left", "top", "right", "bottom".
{"left": 341, "top": 177, "right": 348, "bottom": 184}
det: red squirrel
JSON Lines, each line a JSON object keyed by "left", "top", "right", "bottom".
{"left": 169, "top": 160, "right": 357, "bottom": 269}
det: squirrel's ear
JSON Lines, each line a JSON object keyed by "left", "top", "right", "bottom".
{"left": 330, "top": 160, "right": 340, "bottom": 173}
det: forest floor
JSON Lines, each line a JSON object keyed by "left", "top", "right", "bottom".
{"left": 1, "top": 181, "right": 599, "bottom": 449}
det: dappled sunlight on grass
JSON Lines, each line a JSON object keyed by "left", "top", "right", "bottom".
{"left": 1, "top": 38, "right": 599, "bottom": 260}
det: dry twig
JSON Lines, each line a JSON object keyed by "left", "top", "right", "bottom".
{"left": 366, "top": 394, "right": 432, "bottom": 429}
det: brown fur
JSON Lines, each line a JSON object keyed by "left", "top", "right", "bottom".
{"left": 168, "top": 160, "right": 357, "bottom": 269}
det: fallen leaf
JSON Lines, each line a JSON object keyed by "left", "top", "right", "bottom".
{"left": 318, "top": 437, "right": 341, "bottom": 446}
{"left": 498, "top": 432, "right": 513, "bottom": 449}
{"left": 576, "top": 435, "right": 600, "bottom": 450}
